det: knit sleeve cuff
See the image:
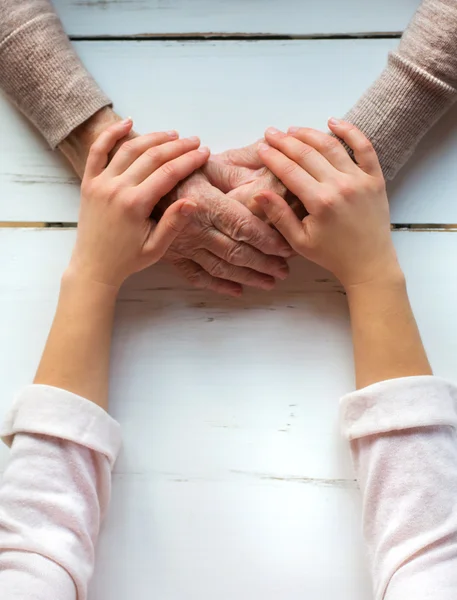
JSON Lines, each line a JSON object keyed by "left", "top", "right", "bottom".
{"left": 0, "top": 14, "right": 112, "bottom": 148}
{"left": 341, "top": 52, "right": 457, "bottom": 180}
{"left": 340, "top": 376, "right": 457, "bottom": 441}
{"left": 1, "top": 385, "right": 122, "bottom": 468}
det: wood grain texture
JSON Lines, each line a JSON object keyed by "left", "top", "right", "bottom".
{"left": 1, "top": 228, "right": 456, "bottom": 598}
{"left": 2, "top": 39, "right": 457, "bottom": 224}
{"left": 53, "top": 0, "right": 420, "bottom": 36}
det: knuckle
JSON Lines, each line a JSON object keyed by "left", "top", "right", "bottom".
{"left": 225, "top": 243, "right": 246, "bottom": 265}
{"left": 122, "top": 192, "right": 139, "bottom": 213}
{"left": 282, "top": 162, "right": 299, "bottom": 176}
{"left": 271, "top": 206, "right": 288, "bottom": 227}
{"left": 298, "top": 146, "right": 314, "bottom": 160}
{"left": 187, "top": 270, "right": 206, "bottom": 288}
{"left": 144, "top": 147, "right": 160, "bottom": 162}
{"left": 119, "top": 140, "right": 136, "bottom": 155}
{"left": 165, "top": 215, "right": 183, "bottom": 235}
{"left": 231, "top": 217, "right": 253, "bottom": 242}
{"left": 321, "top": 136, "right": 340, "bottom": 152}
{"left": 81, "top": 178, "right": 93, "bottom": 197}
{"left": 357, "top": 139, "right": 374, "bottom": 154}
{"left": 317, "top": 192, "right": 336, "bottom": 211}
{"left": 372, "top": 175, "right": 386, "bottom": 194}
{"left": 89, "top": 140, "right": 104, "bottom": 156}
{"left": 158, "top": 161, "right": 176, "bottom": 179}
{"left": 106, "top": 180, "right": 124, "bottom": 202}
{"left": 335, "top": 178, "right": 355, "bottom": 198}
{"left": 207, "top": 258, "right": 226, "bottom": 278}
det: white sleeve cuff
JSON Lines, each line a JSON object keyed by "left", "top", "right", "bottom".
{"left": 1, "top": 384, "right": 122, "bottom": 468}
{"left": 340, "top": 376, "right": 457, "bottom": 441}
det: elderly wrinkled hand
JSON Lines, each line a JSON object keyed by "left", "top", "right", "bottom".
{"left": 161, "top": 170, "right": 292, "bottom": 297}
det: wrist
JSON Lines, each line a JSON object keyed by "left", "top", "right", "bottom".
{"left": 345, "top": 266, "right": 406, "bottom": 302}
{"left": 58, "top": 107, "right": 126, "bottom": 178}
{"left": 61, "top": 265, "right": 121, "bottom": 303}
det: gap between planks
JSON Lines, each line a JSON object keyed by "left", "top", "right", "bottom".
{"left": 69, "top": 32, "right": 402, "bottom": 42}
{"left": 1, "top": 223, "right": 457, "bottom": 232}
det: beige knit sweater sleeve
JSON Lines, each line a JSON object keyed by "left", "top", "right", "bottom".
{"left": 1, "top": 1, "right": 456, "bottom": 176}
{"left": 345, "top": 0, "right": 457, "bottom": 180}
{"left": 0, "top": 0, "right": 111, "bottom": 148}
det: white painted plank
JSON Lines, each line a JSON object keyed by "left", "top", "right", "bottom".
{"left": 0, "top": 228, "right": 456, "bottom": 598}
{"left": 2, "top": 40, "right": 457, "bottom": 225}
{"left": 54, "top": 0, "right": 420, "bottom": 36}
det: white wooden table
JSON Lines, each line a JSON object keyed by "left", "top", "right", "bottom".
{"left": 1, "top": 2, "right": 457, "bottom": 598}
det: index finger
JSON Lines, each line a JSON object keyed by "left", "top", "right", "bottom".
{"left": 327, "top": 118, "right": 383, "bottom": 177}
{"left": 211, "top": 192, "right": 293, "bottom": 258}
{"left": 257, "top": 142, "right": 322, "bottom": 215}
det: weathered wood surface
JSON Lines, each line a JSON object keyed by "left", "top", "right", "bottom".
{"left": 53, "top": 0, "right": 420, "bottom": 37}
{"left": 0, "top": 228, "right": 456, "bottom": 599}
{"left": 2, "top": 39, "right": 457, "bottom": 225}
{"left": 1, "top": 3, "right": 456, "bottom": 597}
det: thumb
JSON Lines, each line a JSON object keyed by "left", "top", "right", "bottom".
{"left": 253, "top": 190, "right": 310, "bottom": 257}
{"left": 143, "top": 199, "right": 197, "bottom": 263}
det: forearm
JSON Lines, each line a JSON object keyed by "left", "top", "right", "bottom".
{"left": 0, "top": 0, "right": 112, "bottom": 150}
{"left": 0, "top": 386, "right": 121, "bottom": 599}
{"left": 346, "top": 271, "right": 432, "bottom": 389}
{"left": 342, "top": 0, "right": 457, "bottom": 179}
{"left": 34, "top": 271, "right": 118, "bottom": 411}
{"left": 341, "top": 377, "right": 457, "bottom": 599}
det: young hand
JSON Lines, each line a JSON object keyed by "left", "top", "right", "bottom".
{"left": 68, "top": 119, "right": 210, "bottom": 290}
{"left": 254, "top": 120, "right": 401, "bottom": 289}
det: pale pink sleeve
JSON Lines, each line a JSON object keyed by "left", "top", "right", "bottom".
{"left": 0, "top": 385, "right": 122, "bottom": 600}
{"left": 341, "top": 376, "right": 457, "bottom": 599}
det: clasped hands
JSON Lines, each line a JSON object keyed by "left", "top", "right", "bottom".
{"left": 158, "top": 139, "right": 296, "bottom": 297}
{"left": 69, "top": 118, "right": 398, "bottom": 303}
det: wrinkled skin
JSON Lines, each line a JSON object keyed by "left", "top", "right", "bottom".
{"left": 160, "top": 143, "right": 304, "bottom": 296}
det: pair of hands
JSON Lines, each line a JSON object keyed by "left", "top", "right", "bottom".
{"left": 68, "top": 117, "right": 400, "bottom": 296}
{"left": 63, "top": 109, "right": 292, "bottom": 296}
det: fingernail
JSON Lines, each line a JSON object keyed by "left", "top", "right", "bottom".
{"left": 198, "top": 146, "right": 210, "bottom": 153}
{"left": 254, "top": 194, "right": 269, "bottom": 206}
{"left": 230, "top": 287, "right": 243, "bottom": 298}
{"left": 257, "top": 142, "right": 270, "bottom": 152}
{"left": 188, "top": 136, "right": 200, "bottom": 142}
{"left": 266, "top": 127, "right": 281, "bottom": 135}
{"left": 123, "top": 116, "right": 133, "bottom": 125}
{"left": 276, "top": 265, "right": 289, "bottom": 280}
{"left": 261, "top": 279, "right": 276, "bottom": 291}
{"left": 180, "top": 201, "right": 197, "bottom": 217}
{"left": 288, "top": 126, "right": 300, "bottom": 133}
{"left": 167, "top": 130, "right": 178, "bottom": 138}
{"left": 279, "top": 246, "right": 294, "bottom": 258}
{"left": 328, "top": 117, "right": 340, "bottom": 126}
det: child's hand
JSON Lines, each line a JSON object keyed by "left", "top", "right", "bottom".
{"left": 69, "top": 119, "right": 210, "bottom": 290}
{"left": 254, "top": 120, "right": 401, "bottom": 289}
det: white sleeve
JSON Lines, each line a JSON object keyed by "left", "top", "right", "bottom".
{"left": 341, "top": 376, "right": 457, "bottom": 600}
{"left": 0, "top": 385, "right": 122, "bottom": 600}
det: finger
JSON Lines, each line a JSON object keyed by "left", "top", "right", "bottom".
{"left": 85, "top": 118, "right": 133, "bottom": 179}
{"left": 257, "top": 142, "right": 322, "bottom": 214}
{"left": 192, "top": 249, "right": 277, "bottom": 291}
{"left": 327, "top": 118, "right": 382, "bottom": 176}
{"left": 143, "top": 199, "right": 197, "bottom": 262}
{"left": 124, "top": 137, "right": 203, "bottom": 184}
{"left": 253, "top": 190, "right": 311, "bottom": 257}
{"left": 106, "top": 130, "right": 179, "bottom": 176}
{"left": 205, "top": 230, "right": 289, "bottom": 280}
{"left": 211, "top": 197, "right": 293, "bottom": 259}
{"left": 287, "top": 126, "right": 358, "bottom": 174}
{"left": 173, "top": 258, "right": 243, "bottom": 297}
{"left": 137, "top": 147, "right": 210, "bottom": 213}
{"left": 265, "top": 127, "right": 335, "bottom": 181}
